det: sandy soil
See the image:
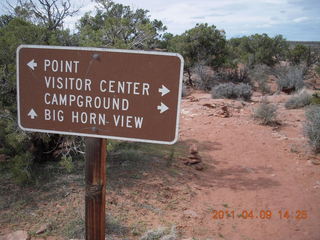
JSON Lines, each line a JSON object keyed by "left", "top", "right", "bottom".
{"left": 177, "top": 91, "right": 320, "bottom": 240}
{"left": 1, "top": 90, "right": 320, "bottom": 240}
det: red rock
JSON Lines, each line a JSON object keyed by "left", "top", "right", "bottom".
{"left": 189, "top": 144, "right": 198, "bottom": 154}
{"left": 195, "top": 165, "right": 204, "bottom": 171}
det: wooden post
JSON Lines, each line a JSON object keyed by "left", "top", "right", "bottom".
{"left": 85, "top": 138, "right": 106, "bottom": 240}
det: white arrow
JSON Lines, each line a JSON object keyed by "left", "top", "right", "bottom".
{"left": 27, "top": 59, "right": 37, "bottom": 70}
{"left": 28, "top": 109, "right": 38, "bottom": 119}
{"left": 157, "top": 102, "right": 169, "bottom": 114}
{"left": 158, "top": 85, "right": 170, "bottom": 96}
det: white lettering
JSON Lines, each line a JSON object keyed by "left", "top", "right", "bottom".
{"left": 72, "top": 111, "right": 79, "bottom": 123}
{"left": 45, "top": 76, "right": 51, "bottom": 88}
{"left": 44, "top": 60, "right": 50, "bottom": 71}
{"left": 113, "top": 115, "right": 144, "bottom": 128}
{"left": 135, "top": 117, "right": 143, "bottom": 128}
{"left": 43, "top": 60, "right": 80, "bottom": 73}
{"left": 142, "top": 83, "right": 150, "bottom": 95}
{"left": 44, "top": 109, "right": 64, "bottom": 122}
{"left": 126, "top": 116, "right": 132, "bottom": 128}
{"left": 114, "top": 115, "right": 120, "bottom": 127}
{"left": 109, "top": 80, "right": 115, "bottom": 93}
{"left": 44, "top": 76, "right": 91, "bottom": 91}
{"left": 100, "top": 80, "right": 106, "bottom": 92}
{"left": 133, "top": 82, "right": 139, "bottom": 95}
{"left": 98, "top": 80, "right": 150, "bottom": 95}
{"left": 44, "top": 93, "right": 50, "bottom": 104}
{"left": 72, "top": 111, "right": 106, "bottom": 125}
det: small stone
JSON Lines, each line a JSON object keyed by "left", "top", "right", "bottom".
{"left": 189, "top": 153, "right": 201, "bottom": 160}
{"left": 183, "top": 209, "right": 198, "bottom": 218}
{"left": 36, "top": 224, "right": 50, "bottom": 235}
{"left": 183, "top": 158, "right": 201, "bottom": 165}
{"left": 189, "top": 144, "right": 198, "bottom": 154}
{"left": 203, "top": 103, "right": 216, "bottom": 109}
{"left": 195, "top": 165, "right": 204, "bottom": 171}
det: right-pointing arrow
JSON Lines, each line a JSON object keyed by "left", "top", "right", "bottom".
{"left": 158, "top": 85, "right": 170, "bottom": 96}
{"left": 27, "top": 59, "right": 37, "bottom": 70}
{"left": 28, "top": 109, "right": 38, "bottom": 119}
{"left": 157, "top": 102, "right": 169, "bottom": 114}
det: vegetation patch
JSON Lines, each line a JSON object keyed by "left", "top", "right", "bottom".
{"left": 249, "top": 64, "right": 272, "bottom": 94}
{"left": 211, "top": 82, "right": 252, "bottom": 100}
{"left": 140, "top": 226, "right": 177, "bottom": 240}
{"left": 311, "top": 92, "right": 320, "bottom": 105}
{"left": 253, "top": 102, "right": 278, "bottom": 125}
{"left": 285, "top": 91, "right": 312, "bottom": 109}
{"left": 275, "top": 65, "right": 306, "bottom": 93}
{"left": 304, "top": 106, "right": 320, "bottom": 153}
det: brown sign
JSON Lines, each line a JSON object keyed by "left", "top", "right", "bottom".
{"left": 17, "top": 45, "right": 183, "bottom": 144}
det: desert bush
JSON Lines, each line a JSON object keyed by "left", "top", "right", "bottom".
{"left": 211, "top": 82, "right": 252, "bottom": 100}
{"left": 215, "top": 68, "right": 250, "bottom": 84}
{"left": 285, "top": 91, "right": 312, "bottom": 109}
{"left": 311, "top": 92, "right": 320, "bottom": 105}
{"left": 274, "top": 65, "right": 306, "bottom": 93}
{"left": 288, "top": 44, "right": 311, "bottom": 65}
{"left": 249, "top": 64, "right": 272, "bottom": 94}
{"left": 228, "top": 67, "right": 251, "bottom": 84}
{"left": 315, "top": 65, "right": 320, "bottom": 76}
{"left": 253, "top": 102, "right": 278, "bottom": 125}
{"left": 304, "top": 106, "right": 320, "bottom": 153}
{"left": 192, "top": 63, "right": 215, "bottom": 90}
{"left": 140, "top": 226, "right": 177, "bottom": 240}
{"left": 192, "top": 63, "right": 251, "bottom": 91}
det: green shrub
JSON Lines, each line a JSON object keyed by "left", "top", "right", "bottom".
{"left": 275, "top": 65, "right": 306, "bottom": 93}
{"left": 59, "top": 155, "right": 74, "bottom": 173}
{"left": 288, "top": 44, "right": 311, "bottom": 65}
{"left": 285, "top": 91, "right": 312, "bottom": 109}
{"left": 211, "top": 82, "right": 252, "bottom": 100}
{"left": 311, "top": 92, "right": 320, "bottom": 105}
{"left": 304, "top": 106, "right": 320, "bottom": 153}
{"left": 253, "top": 102, "right": 278, "bottom": 125}
{"left": 10, "top": 152, "right": 33, "bottom": 184}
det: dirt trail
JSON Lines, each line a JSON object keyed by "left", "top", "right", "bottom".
{"left": 1, "top": 91, "right": 320, "bottom": 240}
{"left": 178, "top": 91, "right": 320, "bottom": 240}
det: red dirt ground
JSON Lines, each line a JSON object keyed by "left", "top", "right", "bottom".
{"left": 177, "top": 91, "right": 320, "bottom": 239}
{"left": 1, "top": 90, "right": 320, "bottom": 240}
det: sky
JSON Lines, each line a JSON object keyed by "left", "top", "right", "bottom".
{"left": 1, "top": 0, "right": 320, "bottom": 41}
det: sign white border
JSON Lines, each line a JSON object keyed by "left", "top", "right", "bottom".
{"left": 16, "top": 44, "right": 184, "bottom": 145}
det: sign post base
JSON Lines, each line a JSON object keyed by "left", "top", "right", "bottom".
{"left": 85, "top": 138, "right": 106, "bottom": 240}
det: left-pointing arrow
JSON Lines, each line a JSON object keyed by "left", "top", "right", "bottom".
{"left": 28, "top": 109, "right": 38, "bottom": 119}
{"left": 27, "top": 59, "right": 37, "bottom": 70}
